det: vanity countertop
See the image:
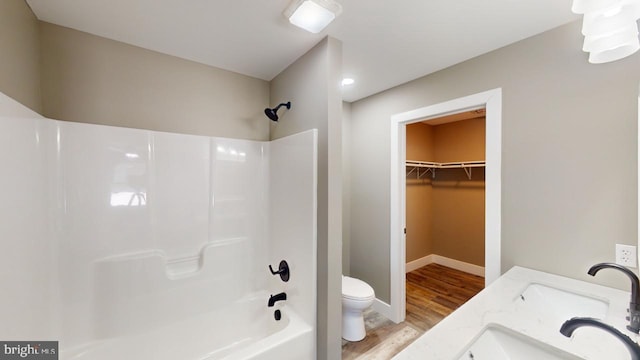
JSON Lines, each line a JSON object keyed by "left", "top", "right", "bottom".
{"left": 393, "top": 266, "right": 638, "bottom": 359}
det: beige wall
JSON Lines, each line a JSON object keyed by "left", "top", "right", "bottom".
{"left": 40, "top": 22, "right": 269, "bottom": 140}
{"left": 433, "top": 118, "right": 485, "bottom": 162}
{"left": 0, "top": 0, "right": 42, "bottom": 112}
{"left": 406, "top": 123, "right": 434, "bottom": 262}
{"left": 431, "top": 118, "right": 485, "bottom": 266}
{"left": 269, "top": 37, "right": 343, "bottom": 360}
{"left": 350, "top": 20, "right": 640, "bottom": 303}
{"left": 406, "top": 119, "right": 485, "bottom": 266}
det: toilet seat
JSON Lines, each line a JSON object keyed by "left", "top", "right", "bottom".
{"left": 342, "top": 276, "right": 375, "bottom": 301}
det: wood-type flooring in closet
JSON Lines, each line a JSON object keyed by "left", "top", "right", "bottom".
{"left": 342, "top": 263, "right": 484, "bottom": 360}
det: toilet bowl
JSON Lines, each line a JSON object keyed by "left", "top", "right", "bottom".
{"left": 342, "top": 275, "right": 375, "bottom": 342}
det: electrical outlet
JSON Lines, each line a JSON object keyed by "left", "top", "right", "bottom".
{"left": 615, "top": 244, "right": 637, "bottom": 268}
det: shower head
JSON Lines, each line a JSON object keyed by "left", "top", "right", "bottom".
{"left": 264, "top": 102, "right": 291, "bottom": 122}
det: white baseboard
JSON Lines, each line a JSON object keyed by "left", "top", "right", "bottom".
{"left": 405, "top": 254, "right": 435, "bottom": 273}
{"left": 406, "top": 254, "right": 485, "bottom": 277}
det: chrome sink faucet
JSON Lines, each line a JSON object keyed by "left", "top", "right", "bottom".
{"left": 560, "top": 317, "right": 640, "bottom": 360}
{"left": 588, "top": 262, "right": 640, "bottom": 333}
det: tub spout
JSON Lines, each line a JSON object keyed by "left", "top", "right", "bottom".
{"left": 268, "top": 292, "right": 287, "bottom": 307}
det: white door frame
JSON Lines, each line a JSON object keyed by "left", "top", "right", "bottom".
{"left": 637, "top": 84, "right": 640, "bottom": 264}
{"left": 386, "top": 88, "right": 502, "bottom": 323}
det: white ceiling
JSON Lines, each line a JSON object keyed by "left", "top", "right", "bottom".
{"left": 26, "top": 0, "right": 579, "bottom": 102}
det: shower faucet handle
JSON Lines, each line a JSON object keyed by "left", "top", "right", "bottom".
{"left": 269, "top": 260, "right": 290, "bottom": 282}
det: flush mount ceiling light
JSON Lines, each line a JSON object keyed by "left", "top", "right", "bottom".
{"left": 572, "top": 0, "right": 640, "bottom": 63}
{"left": 284, "top": 0, "right": 343, "bottom": 34}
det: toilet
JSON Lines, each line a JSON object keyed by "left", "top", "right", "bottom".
{"left": 342, "top": 275, "right": 375, "bottom": 341}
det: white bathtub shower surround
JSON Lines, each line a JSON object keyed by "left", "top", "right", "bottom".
{"left": 0, "top": 116, "right": 54, "bottom": 339}
{"left": 269, "top": 131, "right": 318, "bottom": 327}
{"left": 64, "top": 293, "right": 313, "bottom": 360}
{"left": 56, "top": 122, "right": 269, "bottom": 345}
{"left": 0, "top": 110, "right": 317, "bottom": 360}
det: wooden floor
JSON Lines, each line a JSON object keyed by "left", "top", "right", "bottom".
{"left": 342, "top": 264, "right": 484, "bottom": 360}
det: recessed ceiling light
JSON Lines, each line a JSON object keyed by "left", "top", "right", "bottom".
{"left": 341, "top": 78, "right": 355, "bottom": 86}
{"left": 284, "top": 0, "right": 343, "bottom": 34}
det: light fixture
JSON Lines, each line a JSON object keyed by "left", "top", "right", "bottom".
{"left": 284, "top": 0, "right": 342, "bottom": 34}
{"left": 583, "top": 24, "right": 639, "bottom": 52}
{"left": 572, "top": 0, "right": 640, "bottom": 63}
{"left": 589, "top": 41, "right": 640, "bottom": 63}
{"left": 581, "top": 8, "right": 637, "bottom": 36}
{"left": 572, "top": 0, "right": 620, "bottom": 14}
{"left": 341, "top": 78, "right": 355, "bottom": 86}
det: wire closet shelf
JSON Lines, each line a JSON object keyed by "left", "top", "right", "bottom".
{"left": 406, "top": 160, "right": 485, "bottom": 180}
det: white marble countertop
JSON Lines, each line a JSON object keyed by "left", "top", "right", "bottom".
{"left": 393, "top": 266, "right": 639, "bottom": 359}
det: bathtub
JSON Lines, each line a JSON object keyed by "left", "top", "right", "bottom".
{"left": 60, "top": 292, "right": 314, "bottom": 360}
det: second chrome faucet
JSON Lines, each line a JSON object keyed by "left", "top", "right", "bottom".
{"left": 588, "top": 262, "right": 640, "bottom": 333}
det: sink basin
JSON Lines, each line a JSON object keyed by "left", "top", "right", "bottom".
{"left": 456, "top": 325, "right": 582, "bottom": 360}
{"left": 515, "top": 283, "right": 608, "bottom": 323}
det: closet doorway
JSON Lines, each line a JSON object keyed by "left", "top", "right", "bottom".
{"left": 404, "top": 111, "right": 486, "bottom": 328}
{"left": 386, "top": 89, "right": 502, "bottom": 323}
{"left": 405, "top": 111, "right": 486, "bottom": 274}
